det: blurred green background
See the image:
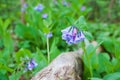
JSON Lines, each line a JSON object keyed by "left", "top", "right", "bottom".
{"left": 0, "top": 0, "right": 120, "bottom": 80}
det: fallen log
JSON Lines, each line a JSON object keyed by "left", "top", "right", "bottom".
{"left": 31, "top": 50, "right": 83, "bottom": 80}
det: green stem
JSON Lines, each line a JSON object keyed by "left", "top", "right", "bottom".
{"left": 47, "top": 37, "right": 50, "bottom": 64}
{"left": 82, "top": 42, "right": 93, "bottom": 77}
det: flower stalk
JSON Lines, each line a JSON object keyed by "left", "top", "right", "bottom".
{"left": 47, "top": 37, "right": 50, "bottom": 63}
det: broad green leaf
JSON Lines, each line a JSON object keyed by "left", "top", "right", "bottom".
{"left": 43, "top": 19, "right": 52, "bottom": 28}
{"left": 32, "top": 48, "right": 47, "bottom": 74}
{"left": 0, "top": 73, "right": 8, "bottom": 80}
{"left": 3, "top": 19, "right": 11, "bottom": 31}
{"left": 0, "top": 58, "right": 6, "bottom": 64}
{"left": 35, "top": 48, "right": 47, "bottom": 63}
{"left": 90, "top": 77, "right": 103, "bottom": 80}
{"left": 84, "top": 31, "right": 93, "bottom": 40}
{"left": 3, "top": 32, "right": 13, "bottom": 55}
{"left": 74, "top": 16, "right": 87, "bottom": 30}
{"left": 50, "top": 38, "right": 60, "bottom": 61}
{"left": 91, "top": 52, "right": 99, "bottom": 69}
{"left": 15, "top": 49, "right": 32, "bottom": 62}
{"left": 98, "top": 53, "right": 112, "bottom": 73}
{"left": 0, "top": 18, "right": 3, "bottom": 27}
{"left": 18, "top": 40, "right": 30, "bottom": 49}
{"left": 15, "top": 23, "right": 38, "bottom": 40}
{"left": 42, "top": 26, "right": 50, "bottom": 33}
{"left": 103, "top": 72, "right": 120, "bottom": 80}
{"left": 102, "top": 38, "right": 115, "bottom": 54}
{"left": 9, "top": 71, "right": 23, "bottom": 80}
{"left": 0, "top": 39, "right": 3, "bottom": 50}
{"left": 88, "top": 41, "right": 103, "bottom": 58}
{"left": 114, "top": 40, "right": 120, "bottom": 59}
{"left": 0, "top": 18, "right": 3, "bottom": 35}
{"left": 65, "top": 16, "right": 74, "bottom": 25}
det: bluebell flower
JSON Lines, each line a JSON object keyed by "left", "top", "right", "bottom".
{"left": 81, "top": 6, "right": 86, "bottom": 11}
{"left": 34, "top": 4, "right": 44, "bottom": 12}
{"left": 42, "top": 13, "right": 48, "bottom": 19}
{"left": 61, "top": 26, "right": 85, "bottom": 44}
{"left": 62, "top": 0, "right": 70, "bottom": 7}
{"left": 26, "top": 59, "right": 38, "bottom": 71}
{"left": 21, "top": 3, "right": 28, "bottom": 12}
{"left": 45, "top": 32, "right": 53, "bottom": 38}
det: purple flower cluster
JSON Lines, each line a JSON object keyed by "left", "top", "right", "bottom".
{"left": 81, "top": 6, "right": 86, "bottom": 11}
{"left": 61, "top": 26, "right": 85, "bottom": 44}
{"left": 34, "top": 4, "right": 48, "bottom": 19}
{"left": 34, "top": 4, "right": 44, "bottom": 12}
{"left": 45, "top": 32, "right": 53, "bottom": 38}
{"left": 26, "top": 59, "right": 38, "bottom": 71}
{"left": 42, "top": 13, "right": 48, "bottom": 19}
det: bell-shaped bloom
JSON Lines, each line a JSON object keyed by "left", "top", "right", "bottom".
{"left": 26, "top": 59, "right": 38, "bottom": 71}
{"left": 61, "top": 26, "right": 85, "bottom": 44}
{"left": 34, "top": 4, "right": 44, "bottom": 12}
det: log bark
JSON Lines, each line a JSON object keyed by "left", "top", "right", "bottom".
{"left": 31, "top": 50, "right": 83, "bottom": 80}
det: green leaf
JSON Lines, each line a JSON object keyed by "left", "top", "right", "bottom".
{"left": 103, "top": 72, "right": 120, "bottom": 80}
{"left": 86, "top": 44, "right": 95, "bottom": 57}
{"left": 90, "top": 77, "right": 103, "bottom": 80}
{"left": 84, "top": 31, "right": 93, "bottom": 40}
{"left": 3, "top": 32, "right": 13, "bottom": 55}
{"left": 3, "top": 19, "right": 11, "bottom": 31}
{"left": 74, "top": 16, "right": 87, "bottom": 30}
{"left": 0, "top": 18, "right": 3, "bottom": 27}
{"left": 15, "top": 49, "right": 32, "bottom": 62}
{"left": 98, "top": 53, "right": 112, "bottom": 73}
{"left": 50, "top": 38, "right": 60, "bottom": 61}
{"left": 18, "top": 40, "right": 30, "bottom": 49}
{"left": 102, "top": 38, "right": 114, "bottom": 54}
{"left": 43, "top": 19, "right": 52, "bottom": 28}
{"left": 0, "top": 58, "right": 6, "bottom": 64}
{"left": 0, "top": 18, "right": 4, "bottom": 35}
{"left": 65, "top": 16, "right": 74, "bottom": 24}
{"left": 87, "top": 41, "right": 103, "bottom": 58}
{"left": 42, "top": 27, "right": 50, "bottom": 33}
{"left": 0, "top": 73, "right": 9, "bottom": 80}
{"left": 36, "top": 48, "right": 47, "bottom": 63}
{"left": 15, "top": 23, "right": 38, "bottom": 40}
{"left": 91, "top": 52, "right": 99, "bottom": 69}
{"left": 32, "top": 48, "right": 47, "bottom": 74}
{"left": 9, "top": 71, "right": 23, "bottom": 80}
{"left": 114, "top": 40, "right": 120, "bottom": 59}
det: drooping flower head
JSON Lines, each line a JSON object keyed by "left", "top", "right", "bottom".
{"left": 34, "top": 4, "right": 44, "bottom": 12}
{"left": 42, "top": 13, "right": 48, "bottom": 19}
{"left": 26, "top": 58, "right": 38, "bottom": 71}
{"left": 61, "top": 26, "right": 85, "bottom": 44}
{"left": 45, "top": 32, "right": 53, "bottom": 38}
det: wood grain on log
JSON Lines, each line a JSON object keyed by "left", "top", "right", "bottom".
{"left": 31, "top": 51, "right": 83, "bottom": 80}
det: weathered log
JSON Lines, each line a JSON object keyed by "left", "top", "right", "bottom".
{"left": 31, "top": 50, "right": 83, "bottom": 80}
